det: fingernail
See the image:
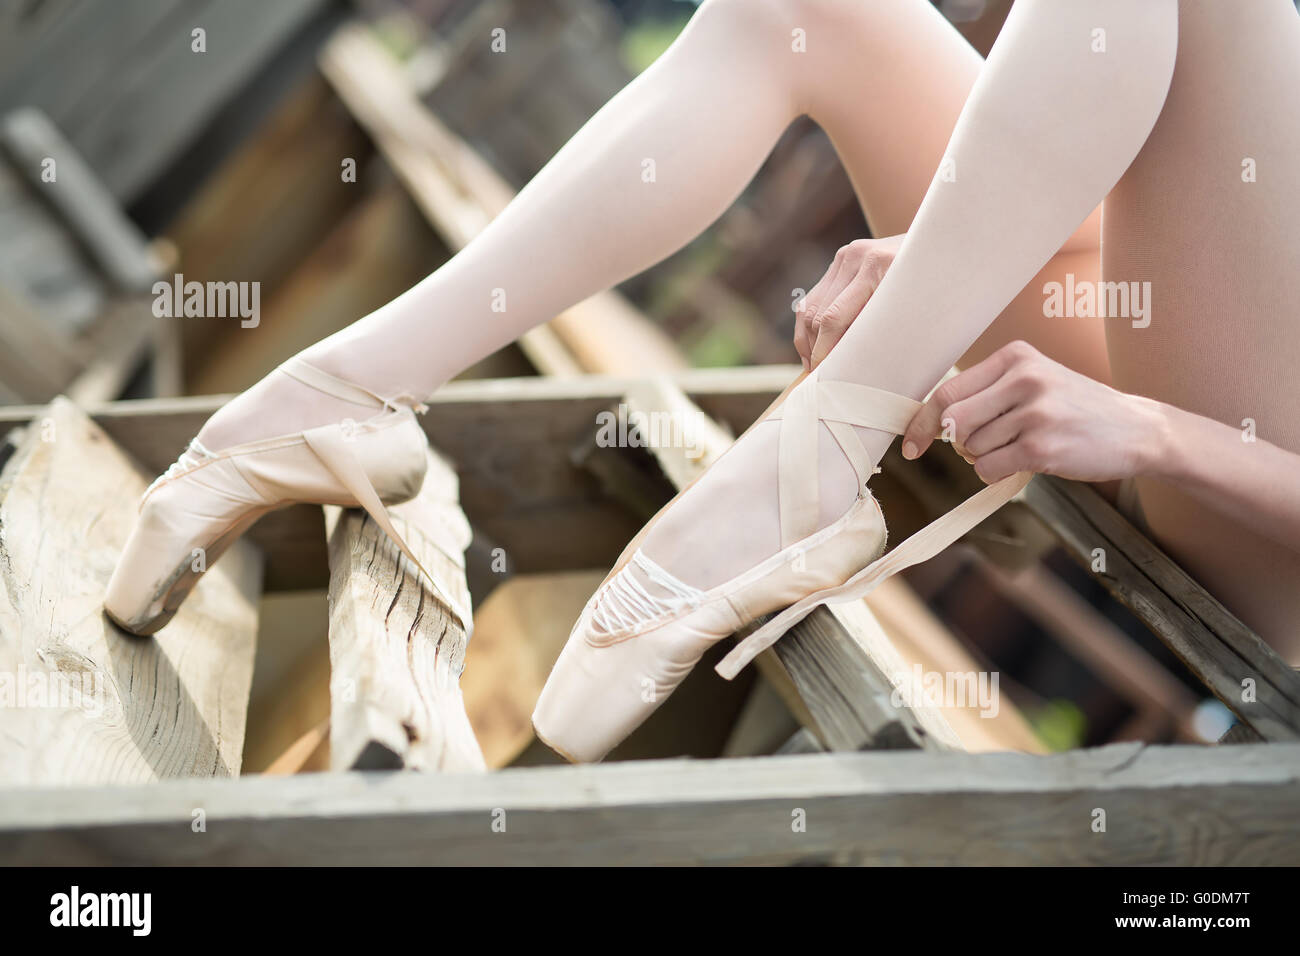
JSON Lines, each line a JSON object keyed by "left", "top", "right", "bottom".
{"left": 902, "top": 441, "right": 918, "bottom": 460}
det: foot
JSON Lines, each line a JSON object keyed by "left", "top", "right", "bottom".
{"left": 633, "top": 417, "right": 891, "bottom": 590}
{"left": 194, "top": 347, "right": 435, "bottom": 453}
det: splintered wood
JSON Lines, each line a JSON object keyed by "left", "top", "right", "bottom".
{"left": 324, "top": 446, "right": 484, "bottom": 772}
{"left": 0, "top": 397, "right": 261, "bottom": 784}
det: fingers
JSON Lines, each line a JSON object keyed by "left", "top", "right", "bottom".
{"left": 943, "top": 380, "right": 1024, "bottom": 455}
{"left": 901, "top": 347, "right": 1020, "bottom": 460}
{"left": 809, "top": 272, "right": 879, "bottom": 368}
{"left": 968, "top": 444, "right": 1024, "bottom": 484}
{"left": 795, "top": 255, "right": 847, "bottom": 371}
{"left": 796, "top": 238, "right": 898, "bottom": 371}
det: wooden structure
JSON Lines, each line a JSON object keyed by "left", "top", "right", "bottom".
{"left": 1, "top": 6, "right": 1298, "bottom": 866}
{"left": 0, "top": 0, "right": 332, "bottom": 205}
{"left": 0, "top": 368, "right": 1298, "bottom": 862}
{"left": 0, "top": 108, "right": 174, "bottom": 404}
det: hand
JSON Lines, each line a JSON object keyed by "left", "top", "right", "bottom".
{"left": 795, "top": 234, "right": 904, "bottom": 371}
{"left": 900, "top": 340, "right": 1169, "bottom": 484}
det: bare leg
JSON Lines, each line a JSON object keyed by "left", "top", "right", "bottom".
{"left": 200, "top": 0, "right": 1103, "bottom": 456}
{"left": 200, "top": 0, "right": 802, "bottom": 449}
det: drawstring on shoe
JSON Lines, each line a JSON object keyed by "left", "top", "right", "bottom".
{"left": 590, "top": 550, "right": 705, "bottom": 635}
{"left": 143, "top": 440, "right": 218, "bottom": 505}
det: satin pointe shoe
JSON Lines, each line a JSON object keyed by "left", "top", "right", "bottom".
{"left": 531, "top": 370, "right": 1031, "bottom": 762}
{"left": 104, "top": 357, "right": 439, "bottom": 636}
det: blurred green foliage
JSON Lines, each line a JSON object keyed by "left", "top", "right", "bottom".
{"left": 1028, "top": 698, "right": 1088, "bottom": 751}
{"left": 620, "top": 16, "right": 692, "bottom": 74}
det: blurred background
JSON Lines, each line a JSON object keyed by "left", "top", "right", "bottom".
{"left": 0, "top": 0, "right": 1241, "bottom": 771}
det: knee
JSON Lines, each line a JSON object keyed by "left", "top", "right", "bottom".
{"left": 689, "top": 0, "right": 876, "bottom": 64}
{"left": 686, "top": 0, "right": 828, "bottom": 76}
{"left": 690, "top": 0, "right": 786, "bottom": 39}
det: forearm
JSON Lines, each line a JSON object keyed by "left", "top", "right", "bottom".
{"left": 818, "top": 0, "right": 1178, "bottom": 397}
{"left": 1143, "top": 402, "right": 1300, "bottom": 553}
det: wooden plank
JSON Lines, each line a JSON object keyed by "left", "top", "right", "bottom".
{"left": 165, "top": 74, "right": 373, "bottom": 383}
{"left": 64, "top": 297, "right": 158, "bottom": 404}
{"left": 0, "top": 1, "right": 182, "bottom": 123}
{"left": 0, "top": 368, "right": 797, "bottom": 587}
{"left": 721, "top": 675, "right": 802, "bottom": 757}
{"left": 324, "top": 447, "right": 483, "bottom": 772}
{"left": 0, "top": 0, "right": 330, "bottom": 202}
{"left": 977, "top": 559, "right": 1200, "bottom": 742}
{"left": 0, "top": 158, "right": 105, "bottom": 335}
{"left": 1022, "top": 475, "right": 1300, "bottom": 742}
{"left": 0, "top": 742, "right": 1296, "bottom": 865}
{"left": 240, "top": 591, "right": 331, "bottom": 773}
{"left": 190, "top": 177, "right": 440, "bottom": 395}
{"left": 0, "top": 397, "right": 260, "bottom": 785}
{"left": 262, "top": 719, "right": 330, "bottom": 775}
{"left": 863, "top": 576, "right": 1048, "bottom": 753}
{"left": 0, "top": 109, "right": 160, "bottom": 292}
{"left": 615, "top": 377, "right": 961, "bottom": 752}
{"left": 0, "top": 0, "right": 86, "bottom": 69}
{"left": 774, "top": 727, "right": 825, "bottom": 755}
{"left": 0, "top": 284, "right": 86, "bottom": 402}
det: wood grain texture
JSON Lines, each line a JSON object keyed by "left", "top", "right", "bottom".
{"left": 324, "top": 446, "right": 483, "bottom": 772}
{"left": 0, "top": 397, "right": 260, "bottom": 785}
{"left": 1, "top": 742, "right": 1296, "bottom": 865}
{"left": 1022, "top": 475, "right": 1300, "bottom": 741}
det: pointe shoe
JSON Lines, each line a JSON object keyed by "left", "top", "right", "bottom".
{"left": 531, "top": 370, "right": 1031, "bottom": 763}
{"left": 105, "top": 357, "right": 438, "bottom": 635}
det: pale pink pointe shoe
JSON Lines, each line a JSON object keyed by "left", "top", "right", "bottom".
{"left": 104, "top": 357, "right": 437, "bottom": 635}
{"left": 531, "top": 370, "right": 1031, "bottom": 763}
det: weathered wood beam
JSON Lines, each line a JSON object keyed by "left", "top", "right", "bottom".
{"left": 1021, "top": 475, "right": 1300, "bottom": 742}
{"left": 860, "top": 574, "right": 1047, "bottom": 753}
{"left": 0, "top": 398, "right": 260, "bottom": 784}
{"left": 191, "top": 177, "right": 440, "bottom": 395}
{"left": 1, "top": 743, "right": 1296, "bottom": 865}
{"left": 0, "top": 108, "right": 160, "bottom": 292}
{"left": 0, "top": 0, "right": 332, "bottom": 203}
{"left": 262, "top": 719, "right": 330, "bottom": 776}
{"left": 324, "top": 447, "right": 483, "bottom": 772}
{"left": 0, "top": 283, "right": 88, "bottom": 403}
{"left": 0, "top": 367, "right": 797, "bottom": 588}
{"left": 164, "top": 74, "right": 373, "bottom": 385}
{"left": 64, "top": 298, "right": 159, "bottom": 405}
{"left": 977, "top": 558, "right": 1201, "bottom": 742}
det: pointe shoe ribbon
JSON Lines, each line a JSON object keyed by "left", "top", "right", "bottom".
{"left": 533, "top": 368, "right": 1034, "bottom": 762}
{"left": 105, "top": 356, "right": 451, "bottom": 636}
{"left": 715, "top": 467, "right": 1031, "bottom": 679}
{"left": 302, "top": 419, "right": 470, "bottom": 632}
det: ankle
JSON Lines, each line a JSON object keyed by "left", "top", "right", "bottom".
{"left": 194, "top": 368, "right": 378, "bottom": 452}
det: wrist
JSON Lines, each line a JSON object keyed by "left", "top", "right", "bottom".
{"left": 1131, "top": 395, "right": 1184, "bottom": 480}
